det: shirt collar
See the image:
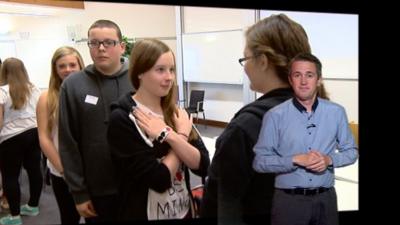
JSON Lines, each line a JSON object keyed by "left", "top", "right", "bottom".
{"left": 292, "top": 97, "right": 319, "bottom": 113}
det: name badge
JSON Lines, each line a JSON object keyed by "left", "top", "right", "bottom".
{"left": 85, "top": 95, "right": 98, "bottom": 105}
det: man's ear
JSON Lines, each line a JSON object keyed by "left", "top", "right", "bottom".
{"left": 120, "top": 41, "right": 126, "bottom": 52}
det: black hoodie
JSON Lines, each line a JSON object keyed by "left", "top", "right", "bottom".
{"left": 201, "top": 88, "right": 293, "bottom": 225}
{"left": 107, "top": 91, "right": 210, "bottom": 221}
{"left": 58, "top": 61, "right": 133, "bottom": 204}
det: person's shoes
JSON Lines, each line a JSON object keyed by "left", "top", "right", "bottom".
{"left": 0, "top": 215, "right": 22, "bottom": 225}
{"left": 20, "top": 204, "right": 39, "bottom": 216}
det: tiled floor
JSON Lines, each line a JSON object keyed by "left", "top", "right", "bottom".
{"left": 0, "top": 124, "right": 225, "bottom": 225}
{"left": 0, "top": 170, "right": 61, "bottom": 225}
{"left": 196, "top": 124, "right": 224, "bottom": 138}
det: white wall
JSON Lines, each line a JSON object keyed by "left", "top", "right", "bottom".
{"left": 324, "top": 80, "right": 358, "bottom": 123}
{"left": 181, "top": 7, "right": 359, "bottom": 124}
{"left": 0, "top": 2, "right": 176, "bottom": 88}
{"left": 181, "top": 6, "right": 255, "bottom": 122}
{"left": 0, "top": 14, "right": 77, "bottom": 88}
{"left": 64, "top": 2, "right": 177, "bottom": 72}
{"left": 183, "top": 6, "right": 255, "bottom": 33}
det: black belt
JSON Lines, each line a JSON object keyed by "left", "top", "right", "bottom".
{"left": 279, "top": 187, "right": 331, "bottom": 196}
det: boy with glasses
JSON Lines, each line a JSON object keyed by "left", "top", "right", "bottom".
{"left": 58, "top": 19, "right": 133, "bottom": 223}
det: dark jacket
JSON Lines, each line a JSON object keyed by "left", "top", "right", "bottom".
{"left": 200, "top": 88, "right": 293, "bottom": 225}
{"left": 58, "top": 61, "right": 133, "bottom": 204}
{"left": 107, "top": 91, "right": 210, "bottom": 221}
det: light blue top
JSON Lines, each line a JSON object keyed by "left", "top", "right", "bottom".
{"left": 252, "top": 97, "right": 358, "bottom": 189}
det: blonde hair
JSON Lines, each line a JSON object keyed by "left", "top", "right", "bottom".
{"left": 129, "top": 39, "right": 198, "bottom": 140}
{"left": 0, "top": 57, "right": 32, "bottom": 109}
{"left": 245, "top": 14, "right": 329, "bottom": 99}
{"left": 47, "top": 46, "right": 84, "bottom": 131}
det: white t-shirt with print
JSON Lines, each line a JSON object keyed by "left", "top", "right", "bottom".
{"left": 133, "top": 99, "right": 192, "bottom": 220}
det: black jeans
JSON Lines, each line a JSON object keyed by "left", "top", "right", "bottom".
{"left": 51, "top": 174, "right": 81, "bottom": 224}
{"left": 0, "top": 128, "right": 43, "bottom": 216}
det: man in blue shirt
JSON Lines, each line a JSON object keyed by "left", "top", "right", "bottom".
{"left": 252, "top": 53, "right": 358, "bottom": 225}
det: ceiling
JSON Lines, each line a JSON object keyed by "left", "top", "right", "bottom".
{"left": 0, "top": 1, "right": 81, "bottom": 17}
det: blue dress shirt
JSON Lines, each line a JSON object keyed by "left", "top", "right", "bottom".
{"left": 252, "top": 97, "right": 358, "bottom": 189}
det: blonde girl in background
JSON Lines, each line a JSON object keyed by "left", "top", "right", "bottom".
{"left": 36, "top": 46, "right": 84, "bottom": 224}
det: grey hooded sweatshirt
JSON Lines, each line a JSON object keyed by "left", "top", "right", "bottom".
{"left": 58, "top": 61, "right": 133, "bottom": 204}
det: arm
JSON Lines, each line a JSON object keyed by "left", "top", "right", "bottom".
{"left": 166, "top": 108, "right": 203, "bottom": 169}
{"left": 187, "top": 136, "right": 210, "bottom": 177}
{"left": 108, "top": 108, "right": 175, "bottom": 193}
{"left": 252, "top": 112, "right": 297, "bottom": 173}
{"left": 215, "top": 126, "right": 253, "bottom": 225}
{"left": 328, "top": 107, "right": 359, "bottom": 167}
{"left": 58, "top": 84, "right": 89, "bottom": 204}
{"left": 36, "top": 91, "right": 63, "bottom": 174}
{"left": 299, "top": 107, "right": 358, "bottom": 172}
{"left": 0, "top": 88, "right": 6, "bottom": 130}
{"left": 158, "top": 107, "right": 209, "bottom": 177}
{"left": 0, "top": 104, "right": 3, "bottom": 130}
{"left": 295, "top": 150, "right": 330, "bottom": 173}
{"left": 164, "top": 131, "right": 200, "bottom": 169}
{"left": 133, "top": 107, "right": 202, "bottom": 169}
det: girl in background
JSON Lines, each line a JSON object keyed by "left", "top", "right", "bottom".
{"left": 0, "top": 58, "right": 42, "bottom": 225}
{"left": 0, "top": 57, "right": 9, "bottom": 212}
{"left": 36, "top": 46, "right": 84, "bottom": 224}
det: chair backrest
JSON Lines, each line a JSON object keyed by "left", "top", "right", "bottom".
{"left": 349, "top": 122, "right": 358, "bottom": 147}
{"left": 188, "top": 90, "right": 205, "bottom": 110}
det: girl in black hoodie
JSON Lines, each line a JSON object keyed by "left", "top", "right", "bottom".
{"left": 107, "top": 38, "right": 209, "bottom": 222}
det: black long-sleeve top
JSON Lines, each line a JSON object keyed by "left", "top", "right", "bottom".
{"left": 107, "top": 91, "right": 210, "bottom": 222}
{"left": 200, "top": 88, "right": 293, "bottom": 225}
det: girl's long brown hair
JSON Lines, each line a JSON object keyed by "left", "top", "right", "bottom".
{"left": 47, "top": 46, "right": 84, "bottom": 132}
{"left": 0, "top": 57, "right": 32, "bottom": 109}
{"left": 129, "top": 39, "right": 198, "bottom": 140}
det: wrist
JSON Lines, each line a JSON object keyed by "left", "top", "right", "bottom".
{"left": 327, "top": 156, "right": 333, "bottom": 166}
{"left": 157, "top": 127, "right": 171, "bottom": 143}
{"left": 292, "top": 155, "right": 298, "bottom": 165}
{"left": 177, "top": 132, "right": 189, "bottom": 140}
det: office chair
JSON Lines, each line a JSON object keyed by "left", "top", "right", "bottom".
{"left": 186, "top": 90, "right": 205, "bottom": 124}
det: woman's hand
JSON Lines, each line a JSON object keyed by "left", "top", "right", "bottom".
{"left": 173, "top": 108, "right": 193, "bottom": 138}
{"left": 132, "top": 106, "right": 167, "bottom": 140}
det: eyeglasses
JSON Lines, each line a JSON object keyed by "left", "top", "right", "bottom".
{"left": 238, "top": 56, "right": 257, "bottom": 66}
{"left": 87, "top": 39, "right": 121, "bottom": 49}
